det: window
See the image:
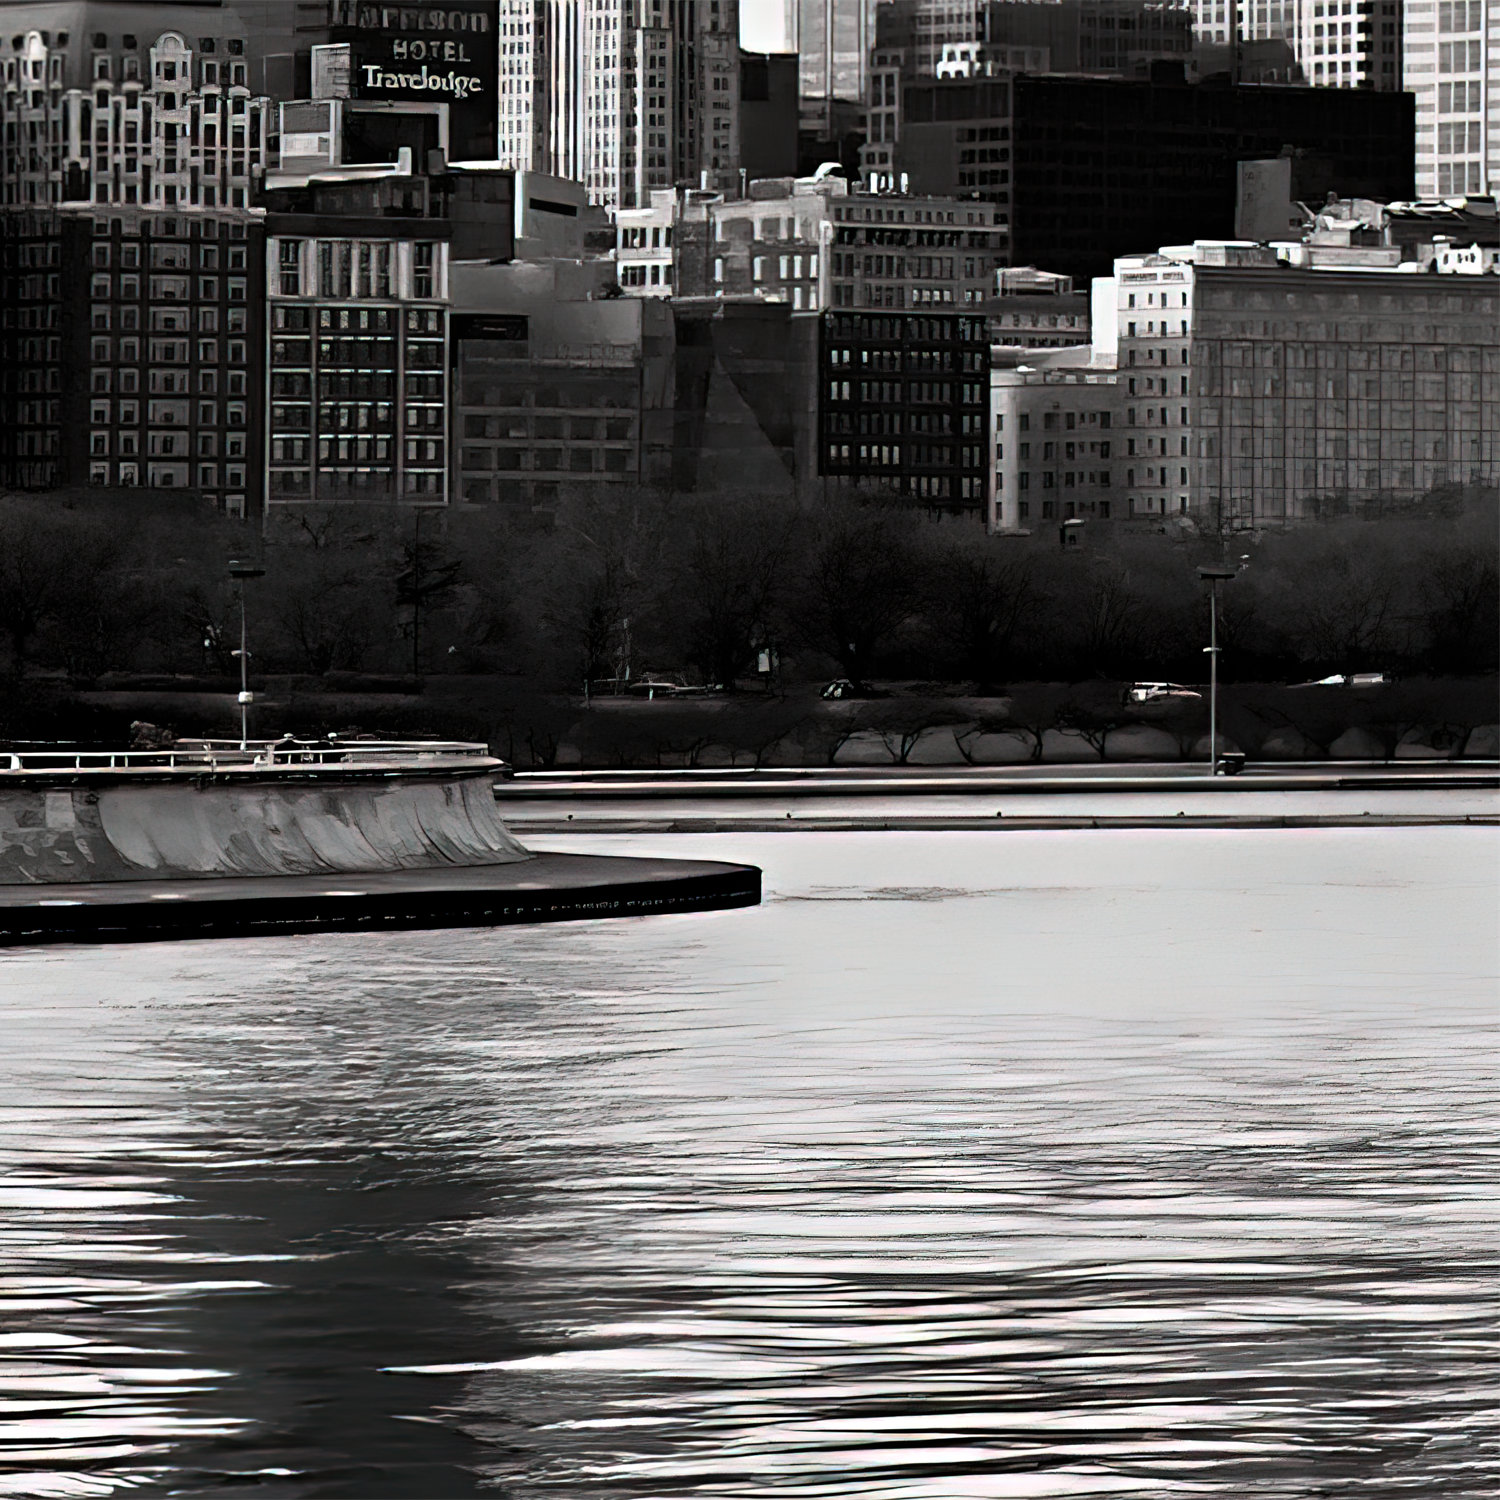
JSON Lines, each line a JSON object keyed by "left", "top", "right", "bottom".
{"left": 413, "top": 243, "right": 435, "bottom": 299}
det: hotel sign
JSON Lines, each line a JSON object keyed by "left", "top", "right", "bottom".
{"left": 337, "top": 2, "right": 498, "bottom": 160}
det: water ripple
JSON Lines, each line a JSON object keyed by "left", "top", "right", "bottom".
{"left": 0, "top": 827, "right": 1495, "bottom": 1496}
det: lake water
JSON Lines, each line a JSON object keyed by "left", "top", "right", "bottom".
{"left": 1, "top": 827, "right": 1497, "bottom": 1498}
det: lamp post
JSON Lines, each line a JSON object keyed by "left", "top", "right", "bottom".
{"left": 1198, "top": 566, "right": 1236, "bottom": 775}
{"left": 227, "top": 560, "right": 265, "bottom": 752}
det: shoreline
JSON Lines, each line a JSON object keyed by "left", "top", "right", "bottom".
{"left": 509, "top": 813, "right": 1497, "bottom": 834}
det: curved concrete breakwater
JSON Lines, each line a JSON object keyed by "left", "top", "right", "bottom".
{"left": 0, "top": 766, "right": 527, "bottom": 884}
{"left": 0, "top": 742, "right": 760, "bottom": 945}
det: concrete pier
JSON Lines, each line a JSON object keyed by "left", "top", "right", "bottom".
{"left": 0, "top": 743, "right": 761, "bottom": 944}
{"left": 0, "top": 851, "right": 761, "bottom": 947}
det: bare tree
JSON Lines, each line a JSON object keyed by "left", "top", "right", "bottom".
{"left": 795, "top": 502, "right": 926, "bottom": 690}
{"left": 1412, "top": 530, "right": 1499, "bottom": 673}
{"left": 0, "top": 498, "right": 119, "bottom": 676}
{"left": 669, "top": 494, "right": 802, "bottom": 690}
{"left": 932, "top": 535, "right": 1037, "bottom": 688}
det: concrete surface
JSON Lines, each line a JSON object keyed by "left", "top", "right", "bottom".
{"left": 0, "top": 850, "right": 761, "bottom": 946}
{"left": 0, "top": 773, "right": 528, "bottom": 883}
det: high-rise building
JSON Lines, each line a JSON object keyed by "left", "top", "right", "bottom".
{"left": 1292, "top": 0, "right": 1402, "bottom": 89}
{"left": 1404, "top": 0, "right": 1497, "bottom": 196}
{"left": 861, "top": 4, "right": 1196, "bottom": 192}
{"left": 0, "top": 5, "right": 278, "bottom": 509}
{"left": 0, "top": 205, "right": 265, "bottom": 508}
{"left": 495, "top": 0, "right": 740, "bottom": 210}
{"left": 895, "top": 68, "right": 1415, "bottom": 281}
{"left": 797, "top": 0, "right": 876, "bottom": 104}
{"left": 1184, "top": 0, "right": 1402, "bottom": 90}
{"left": 739, "top": 49, "right": 799, "bottom": 179}
{"left": 872, "top": 0, "right": 982, "bottom": 79}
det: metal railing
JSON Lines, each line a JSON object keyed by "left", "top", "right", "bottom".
{"left": 1, "top": 740, "right": 494, "bottom": 774}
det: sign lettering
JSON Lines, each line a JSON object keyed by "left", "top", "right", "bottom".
{"left": 335, "top": 0, "right": 498, "bottom": 159}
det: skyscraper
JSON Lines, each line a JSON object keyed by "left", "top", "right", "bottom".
{"left": 1404, "top": 0, "right": 1497, "bottom": 196}
{"left": 796, "top": 0, "right": 876, "bottom": 102}
{"left": 1184, "top": 0, "right": 1403, "bottom": 91}
{"left": 496, "top": 0, "right": 740, "bottom": 209}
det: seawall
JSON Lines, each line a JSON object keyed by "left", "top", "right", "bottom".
{"left": 0, "top": 771, "right": 530, "bottom": 884}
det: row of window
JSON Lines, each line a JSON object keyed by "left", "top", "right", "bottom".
{"left": 1003, "top": 470, "right": 1113, "bottom": 489}
{"left": 825, "top": 442, "right": 986, "bottom": 469}
{"left": 619, "top": 263, "right": 670, "bottom": 287}
{"left": 90, "top": 275, "right": 248, "bottom": 303}
{"left": 826, "top": 378, "right": 988, "bottom": 405}
{"left": 458, "top": 447, "right": 634, "bottom": 474}
{"left": 825, "top": 313, "right": 988, "bottom": 342}
{"left": 618, "top": 224, "right": 672, "bottom": 249}
{"left": 1000, "top": 440, "right": 1113, "bottom": 460}
{"left": 995, "top": 410, "right": 1112, "bottom": 432}
{"left": 90, "top": 429, "right": 246, "bottom": 463}
{"left": 269, "top": 470, "right": 446, "bottom": 497}
{"left": 93, "top": 238, "right": 248, "bottom": 267}
{"left": 274, "top": 240, "right": 440, "bottom": 301}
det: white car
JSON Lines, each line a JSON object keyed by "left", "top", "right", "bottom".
{"left": 1126, "top": 682, "right": 1203, "bottom": 705}
{"left": 1291, "top": 672, "right": 1391, "bottom": 689}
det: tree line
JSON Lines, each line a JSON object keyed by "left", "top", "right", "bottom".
{"left": 0, "top": 486, "right": 1494, "bottom": 695}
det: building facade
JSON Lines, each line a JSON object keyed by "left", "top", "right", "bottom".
{"left": 797, "top": 0, "right": 876, "bottom": 104}
{"left": 828, "top": 188, "right": 1006, "bottom": 308}
{"left": 0, "top": 18, "right": 275, "bottom": 211}
{"left": 872, "top": 0, "right": 982, "bottom": 79}
{"left": 450, "top": 259, "right": 672, "bottom": 508}
{"left": 1404, "top": 0, "right": 1498, "bottom": 197}
{"left": 738, "top": 49, "right": 798, "bottom": 180}
{"left": 1, "top": 203, "right": 264, "bottom": 508}
{"left": 1292, "top": 0, "right": 1402, "bottom": 89}
{"left": 0, "top": 9, "right": 273, "bottom": 506}
{"left": 263, "top": 172, "right": 453, "bottom": 507}
{"left": 896, "top": 69, "right": 1416, "bottom": 283}
{"left": 615, "top": 174, "right": 1007, "bottom": 312}
{"left": 495, "top": 0, "right": 740, "bottom": 210}
{"left": 989, "top": 362, "right": 1118, "bottom": 533}
{"left": 1185, "top": 0, "right": 1401, "bottom": 90}
{"left": 986, "top": 267, "right": 1090, "bottom": 349}
{"left": 819, "top": 308, "right": 990, "bottom": 510}
{"left": 1107, "top": 242, "right": 1500, "bottom": 531}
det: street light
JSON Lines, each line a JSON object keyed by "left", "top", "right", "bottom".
{"left": 227, "top": 559, "right": 265, "bottom": 752}
{"left": 1198, "top": 566, "right": 1237, "bottom": 776}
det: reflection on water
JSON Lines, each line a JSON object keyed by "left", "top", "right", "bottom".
{"left": 0, "top": 829, "right": 1496, "bottom": 1497}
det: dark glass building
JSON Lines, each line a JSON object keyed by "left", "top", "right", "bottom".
{"left": 818, "top": 308, "right": 990, "bottom": 512}
{"left": 898, "top": 67, "right": 1417, "bottom": 282}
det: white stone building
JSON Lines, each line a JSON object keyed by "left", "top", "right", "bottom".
{"left": 1403, "top": 0, "right": 1498, "bottom": 197}
{"left": 1103, "top": 238, "right": 1500, "bottom": 532}
{"left": 0, "top": 10, "right": 274, "bottom": 210}
{"left": 989, "top": 354, "right": 1119, "bottom": 534}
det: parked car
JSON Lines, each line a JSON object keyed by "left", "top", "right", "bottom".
{"left": 1125, "top": 682, "right": 1203, "bottom": 706}
{"left": 821, "top": 678, "right": 856, "bottom": 701}
{"left": 1289, "top": 672, "right": 1391, "bottom": 689}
